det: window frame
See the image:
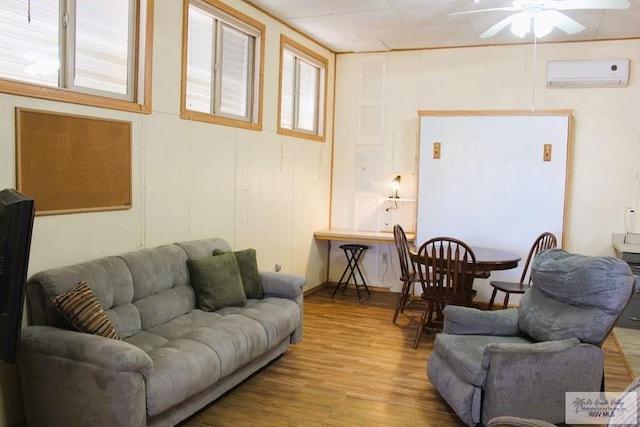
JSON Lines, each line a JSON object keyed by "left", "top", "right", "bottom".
{"left": 277, "top": 35, "right": 327, "bottom": 142}
{"left": 0, "top": 0, "right": 153, "bottom": 114}
{"left": 180, "top": 0, "right": 264, "bottom": 131}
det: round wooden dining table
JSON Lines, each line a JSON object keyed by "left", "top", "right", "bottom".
{"left": 409, "top": 246, "right": 521, "bottom": 278}
{"left": 408, "top": 244, "right": 521, "bottom": 335}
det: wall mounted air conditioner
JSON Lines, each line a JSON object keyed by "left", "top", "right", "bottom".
{"left": 546, "top": 59, "right": 630, "bottom": 88}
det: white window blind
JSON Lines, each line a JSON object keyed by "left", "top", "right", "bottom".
{"left": 185, "top": 0, "right": 261, "bottom": 124}
{"left": 297, "top": 59, "right": 318, "bottom": 132}
{"left": 0, "top": 0, "right": 59, "bottom": 87}
{"left": 73, "top": 0, "right": 132, "bottom": 95}
{"left": 0, "top": 0, "right": 136, "bottom": 100}
{"left": 280, "top": 50, "right": 295, "bottom": 130}
{"left": 186, "top": 5, "right": 215, "bottom": 113}
{"left": 219, "top": 24, "right": 250, "bottom": 119}
{"left": 279, "top": 42, "right": 325, "bottom": 137}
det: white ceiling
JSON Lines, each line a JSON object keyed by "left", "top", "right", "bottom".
{"left": 243, "top": 0, "right": 640, "bottom": 53}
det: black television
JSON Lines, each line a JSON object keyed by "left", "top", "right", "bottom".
{"left": 0, "top": 189, "right": 35, "bottom": 364}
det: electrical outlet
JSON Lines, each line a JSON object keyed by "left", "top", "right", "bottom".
{"left": 381, "top": 253, "right": 388, "bottom": 264}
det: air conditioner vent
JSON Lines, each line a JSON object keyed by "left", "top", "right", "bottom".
{"left": 546, "top": 59, "right": 630, "bottom": 88}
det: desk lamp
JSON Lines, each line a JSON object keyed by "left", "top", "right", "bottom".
{"left": 390, "top": 175, "right": 401, "bottom": 199}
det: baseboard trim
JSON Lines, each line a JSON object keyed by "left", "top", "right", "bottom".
{"left": 310, "top": 282, "right": 392, "bottom": 295}
{"left": 306, "top": 283, "right": 519, "bottom": 311}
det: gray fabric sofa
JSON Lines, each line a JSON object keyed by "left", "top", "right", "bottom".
{"left": 427, "top": 249, "right": 634, "bottom": 426}
{"left": 18, "top": 238, "right": 305, "bottom": 427}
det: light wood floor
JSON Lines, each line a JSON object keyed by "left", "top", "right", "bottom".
{"left": 181, "top": 286, "right": 634, "bottom": 427}
{"left": 613, "top": 326, "right": 640, "bottom": 377}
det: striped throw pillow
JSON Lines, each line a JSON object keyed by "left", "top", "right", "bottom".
{"left": 51, "top": 281, "right": 120, "bottom": 340}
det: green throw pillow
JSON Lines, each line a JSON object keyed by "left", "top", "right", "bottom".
{"left": 213, "top": 248, "right": 264, "bottom": 299}
{"left": 187, "top": 252, "right": 247, "bottom": 311}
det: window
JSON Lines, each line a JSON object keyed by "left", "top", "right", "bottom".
{"left": 278, "top": 36, "right": 327, "bottom": 141}
{"left": 182, "top": 0, "right": 264, "bottom": 130}
{"left": 0, "top": 0, "right": 151, "bottom": 113}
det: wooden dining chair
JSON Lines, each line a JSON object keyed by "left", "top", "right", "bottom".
{"left": 413, "top": 237, "right": 476, "bottom": 348}
{"left": 488, "top": 232, "right": 558, "bottom": 310}
{"left": 392, "top": 224, "right": 424, "bottom": 323}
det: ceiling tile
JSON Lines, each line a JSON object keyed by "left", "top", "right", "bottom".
{"left": 244, "top": 0, "right": 640, "bottom": 52}
{"left": 382, "top": 39, "right": 437, "bottom": 50}
{"left": 395, "top": 4, "right": 466, "bottom": 25}
{"left": 288, "top": 15, "right": 360, "bottom": 44}
{"left": 387, "top": 0, "right": 461, "bottom": 9}
{"left": 313, "top": 0, "right": 389, "bottom": 14}
{"left": 250, "top": 0, "right": 328, "bottom": 19}
{"left": 599, "top": 10, "right": 640, "bottom": 29}
{"left": 337, "top": 10, "right": 406, "bottom": 30}
{"left": 413, "top": 22, "right": 475, "bottom": 40}
{"left": 333, "top": 39, "right": 391, "bottom": 52}
{"left": 355, "top": 27, "right": 417, "bottom": 42}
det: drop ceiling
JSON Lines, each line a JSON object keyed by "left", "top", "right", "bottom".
{"left": 243, "top": 0, "right": 640, "bottom": 53}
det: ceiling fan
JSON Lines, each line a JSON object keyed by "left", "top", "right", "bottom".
{"left": 455, "top": 0, "right": 631, "bottom": 39}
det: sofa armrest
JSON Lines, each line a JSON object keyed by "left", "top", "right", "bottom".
{"left": 443, "top": 306, "right": 520, "bottom": 336}
{"left": 261, "top": 271, "right": 306, "bottom": 299}
{"left": 481, "top": 337, "right": 581, "bottom": 370}
{"left": 21, "top": 325, "right": 153, "bottom": 375}
{"left": 260, "top": 272, "right": 306, "bottom": 344}
{"left": 481, "top": 339, "right": 603, "bottom": 425}
{"left": 19, "top": 325, "right": 153, "bottom": 427}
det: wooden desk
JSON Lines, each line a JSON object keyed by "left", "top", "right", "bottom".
{"left": 313, "top": 228, "right": 415, "bottom": 285}
{"left": 314, "top": 228, "right": 415, "bottom": 244}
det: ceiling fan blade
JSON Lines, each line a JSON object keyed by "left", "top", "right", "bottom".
{"left": 480, "top": 14, "right": 521, "bottom": 38}
{"left": 449, "top": 7, "right": 519, "bottom": 16}
{"left": 540, "top": 10, "right": 586, "bottom": 35}
{"left": 547, "top": 0, "right": 630, "bottom": 10}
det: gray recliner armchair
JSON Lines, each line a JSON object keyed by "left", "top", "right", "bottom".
{"left": 427, "top": 249, "right": 634, "bottom": 426}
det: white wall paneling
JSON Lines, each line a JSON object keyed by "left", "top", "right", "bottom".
{"left": 386, "top": 117, "right": 418, "bottom": 173}
{"left": 417, "top": 111, "right": 570, "bottom": 302}
{"left": 358, "top": 56, "right": 386, "bottom": 144}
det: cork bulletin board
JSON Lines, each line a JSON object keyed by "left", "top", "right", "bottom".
{"left": 15, "top": 108, "right": 132, "bottom": 216}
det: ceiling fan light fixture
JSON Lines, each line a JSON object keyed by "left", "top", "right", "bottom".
{"left": 510, "top": 14, "right": 532, "bottom": 37}
{"left": 470, "top": 0, "right": 626, "bottom": 40}
{"left": 533, "top": 12, "right": 555, "bottom": 37}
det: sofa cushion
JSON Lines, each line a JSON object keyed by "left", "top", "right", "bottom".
{"left": 519, "top": 289, "right": 621, "bottom": 345}
{"left": 131, "top": 305, "right": 293, "bottom": 417}
{"left": 214, "top": 298, "right": 301, "bottom": 349}
{"left": 119, "top": 244, "right": 194, "bottom": 331}
{"left": 119, "top": 244, "right": 191, "bottom": 301}
{"left": 143, "top": 338, "right": 223, "bottom": 417}
{"left": 187, "top": 253, "right": 247, "bottom": 311}
{"left": 51, "top": 281, "right": 120, "bottom": 340}
{"left": 27, "top": 255, "right": 134, "bottom": 328}
{"left": 176, "top": 238, "right": 233, "bottom": 259}
{"left": 520, "top": 249, "right": 634, "bottom": 345}
{"left": 530, "top": 249, "right": 633, "bottom": 312}
{"left": 213, "top": 248, "right": 264, "bottom": 299}
{"left": 144, "top": 311, "right": 268, "bottom": 376}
